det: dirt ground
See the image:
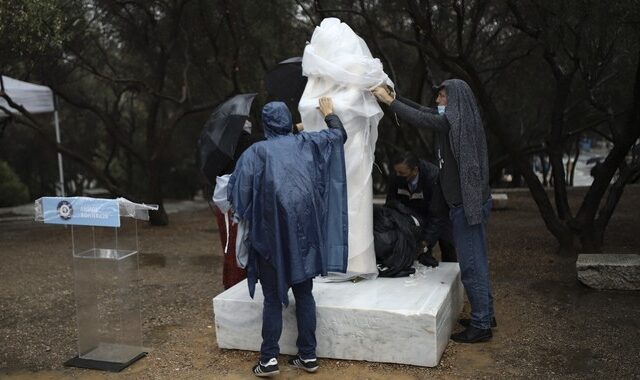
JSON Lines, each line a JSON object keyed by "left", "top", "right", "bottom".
{"left": 1, "top": 188, "right": 639, "bottom": 379}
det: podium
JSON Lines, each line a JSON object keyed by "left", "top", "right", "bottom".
{"left": 35, "top": 197, "right": 157, "bottom": 372}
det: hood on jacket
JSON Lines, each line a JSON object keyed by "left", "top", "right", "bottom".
{"left": 438, "top": 78, "right": 490, "bottom": 225}
{"left": 438, "top": 79, "right": 478, "bottom": 116}
{"left": 262, "top": 102, "right": 293, "bottom": 139}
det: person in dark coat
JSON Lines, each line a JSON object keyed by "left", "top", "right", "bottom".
{"left": 373, "top": 79, "right": 495, "bottom": 344}
{"left": 386, "top": 151, "right": 456, "bottom": 263}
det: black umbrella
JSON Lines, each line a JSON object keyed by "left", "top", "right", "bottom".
{"left": 264, "top": 57, "right": 308, "bottom": 110}
{"left": 586, "top": 156, "right": 603, "bottom": 165}
{"left": 198, "top": 93, "right": 257, "bottom": 185}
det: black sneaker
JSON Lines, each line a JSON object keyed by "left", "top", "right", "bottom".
{"left": 451, "top": 326, "right": 492, "bottom": 343}
{"left": 252, "top": 358, "right": 279, "bottom": 377}
{"left": 288, "top": 355, "right": 319, "bottom": 373}
{"left": 459, "top": 317, "right": 497, "bottom": 328}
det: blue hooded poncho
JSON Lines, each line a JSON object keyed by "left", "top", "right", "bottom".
{"left": 228, "top": 102, "right": 348, "bottom": 305}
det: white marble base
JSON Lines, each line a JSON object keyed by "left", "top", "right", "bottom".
{"left": 213, "top": 263, "right": 463, "bottom": 367}
{"left": 491, "top": 193, "right": 509, "bottom": 210}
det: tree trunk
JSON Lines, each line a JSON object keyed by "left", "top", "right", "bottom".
{"left": 559, "top": 228, "right": 579, "bottom": 254}
{"left": 548, "top": 77, "right": 574, "bottom": 220}
{"left": 579, "top": 222, "right": 603, "bottom": 253}
{"left": 569, "top": 137, "right": 580, "bottom": 186}
{"left": 149, "top": 202, "right": 168, "bottom": 226}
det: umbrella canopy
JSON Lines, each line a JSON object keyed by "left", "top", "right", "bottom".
{"left": 198, "top": 93, "right": 257, "bottom": 185}
{"left": 264, "top": 57, "right": 307, "bottom": 111}
{"left": 0, "top": 76, "right": 66, "bottom": 195}
{"left": 0, "top": 75, "right": 55, "bottom": 117}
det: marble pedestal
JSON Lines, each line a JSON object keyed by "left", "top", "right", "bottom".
{"left": 491, "top": 193, "right": 509, "bottom": 210}
{"left": 213, "top": 263, "right": 463, "bottom": 367}
{"left": 577, "top": 254, "right": 640, "bottom": 290}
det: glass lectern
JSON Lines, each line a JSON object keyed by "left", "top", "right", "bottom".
{"left": 35, "top": 197, "right": 158, "bottom": 372}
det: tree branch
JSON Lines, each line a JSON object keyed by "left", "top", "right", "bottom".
{"left": 1, "top": 92, "right": 130, "bottom": 197}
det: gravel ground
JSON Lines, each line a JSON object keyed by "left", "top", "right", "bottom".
{"left": 1, "top": 188, "right": 639, "bottom": 379}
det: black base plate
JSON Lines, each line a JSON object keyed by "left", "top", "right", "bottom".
{"left": 64, "top": 352, "right": 147, "bottom": 372}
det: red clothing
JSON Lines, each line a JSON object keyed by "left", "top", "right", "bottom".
{"left": 214, "top": 206, "right": 246, "bottom": 289}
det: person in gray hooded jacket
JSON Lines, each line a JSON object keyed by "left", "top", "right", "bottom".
{"left": 373, "top": 79, "right": 495, "bottom": 343}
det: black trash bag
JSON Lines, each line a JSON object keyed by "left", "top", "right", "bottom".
{"left": 373, "top": 204, "right": 423, "bottom": 277}
{"left": 389, "top": 200, "right": 440, "bottom": 268}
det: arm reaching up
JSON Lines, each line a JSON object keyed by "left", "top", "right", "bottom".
{"left": 318, "top": 96, "right": 347, "bottom": 143}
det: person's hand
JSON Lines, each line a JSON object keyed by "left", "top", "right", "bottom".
{"left": 318, "top": 97, "right": 334, "bottom": 117}
{"left": 295, "top": 123, "right": 304, "bottom": 132}
{"left": 372, "top": 86, "right": 394, "bottom": 105}
{"left": 381, "top": 84, "right": 396, "bottom": 98}
{"left": 388, "top": 88, "right": 397, "bottom": 99}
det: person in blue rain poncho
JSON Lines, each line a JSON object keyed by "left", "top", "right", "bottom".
{"left": 227, "top": 98, "right": 348, "bottom": 377}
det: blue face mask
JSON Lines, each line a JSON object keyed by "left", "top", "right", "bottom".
{"left": 437, "top": 105, "right": 446, "bottom": 115}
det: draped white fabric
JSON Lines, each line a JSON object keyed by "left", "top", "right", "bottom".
{"left": 299, "top": 18, "right": 394, "bottom": 279}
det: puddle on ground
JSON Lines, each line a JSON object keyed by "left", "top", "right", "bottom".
{"left": 140, "top": 253, "right": 167, "bottom": 268}
{"left": 563, "top": 347, "right": 599, "bottom": 375}
{"left": 139, "top": 253, "right": 218, "bottom": 270}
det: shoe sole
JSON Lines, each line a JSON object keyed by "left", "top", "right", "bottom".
{"left": 289, "top": 363, "right": 318, "bottom": 373}
{"left": 254, "top": 370, "right": 280, "bottom": 377}
{"left": 451, "top": 335, "right": 492, "bottom": 343}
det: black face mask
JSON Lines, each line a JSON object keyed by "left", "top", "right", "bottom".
{"left": 395, "top": 166, "right": 418, "bottom": 182}
{"left": 398, "top": 174, "right": 416, "bottom": 183}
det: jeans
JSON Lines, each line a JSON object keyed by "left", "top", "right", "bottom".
{"left": 450, "top": 199, "right": 495, "bottom": 329}
{"left": 257, "top": 255, "right": 317, "bottom": 362}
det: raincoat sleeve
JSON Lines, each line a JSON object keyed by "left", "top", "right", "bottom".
{"left": 390, "top": 98, "right": 450, "bottom": 133}
{"left": 324, "top": 114, "right": 348, "bottom": 143}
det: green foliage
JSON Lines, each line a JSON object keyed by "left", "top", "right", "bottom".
{"left": 0, "top": 0, "right": 68, "bottom": 70}
{"left": 0, "top": 161, "right": 29, "bottom": 207}
{"left": 30, "top": 0, "right": 312, "bottom": 204}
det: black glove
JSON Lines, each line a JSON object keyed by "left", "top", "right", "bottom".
{"left": 418, "top": 249, "right": 439, "bottom": 268}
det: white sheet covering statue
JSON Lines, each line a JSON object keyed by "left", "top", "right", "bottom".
{"left": 298, "top": 18, "right": 394, "bottom": 279}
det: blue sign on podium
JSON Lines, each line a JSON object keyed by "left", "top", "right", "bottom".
{"left": 41, "top": 197, "right": 120, "bottom": 227}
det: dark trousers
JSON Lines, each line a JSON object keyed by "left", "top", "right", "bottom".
{"left": 257, "top": 255, "right": 317, "bottom": 362}
{"left": 438, "top": 238, "right": 457, "bottom": 262}
{"left": 450, "top": 199, "right": 495, "bottom": 329}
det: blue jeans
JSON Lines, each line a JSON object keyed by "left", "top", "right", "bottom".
{"left": 450, "top": 199, "right": 495, "bottom": 329}
{"left": 257, "top": 255, "right": 316, "bottom": 362}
